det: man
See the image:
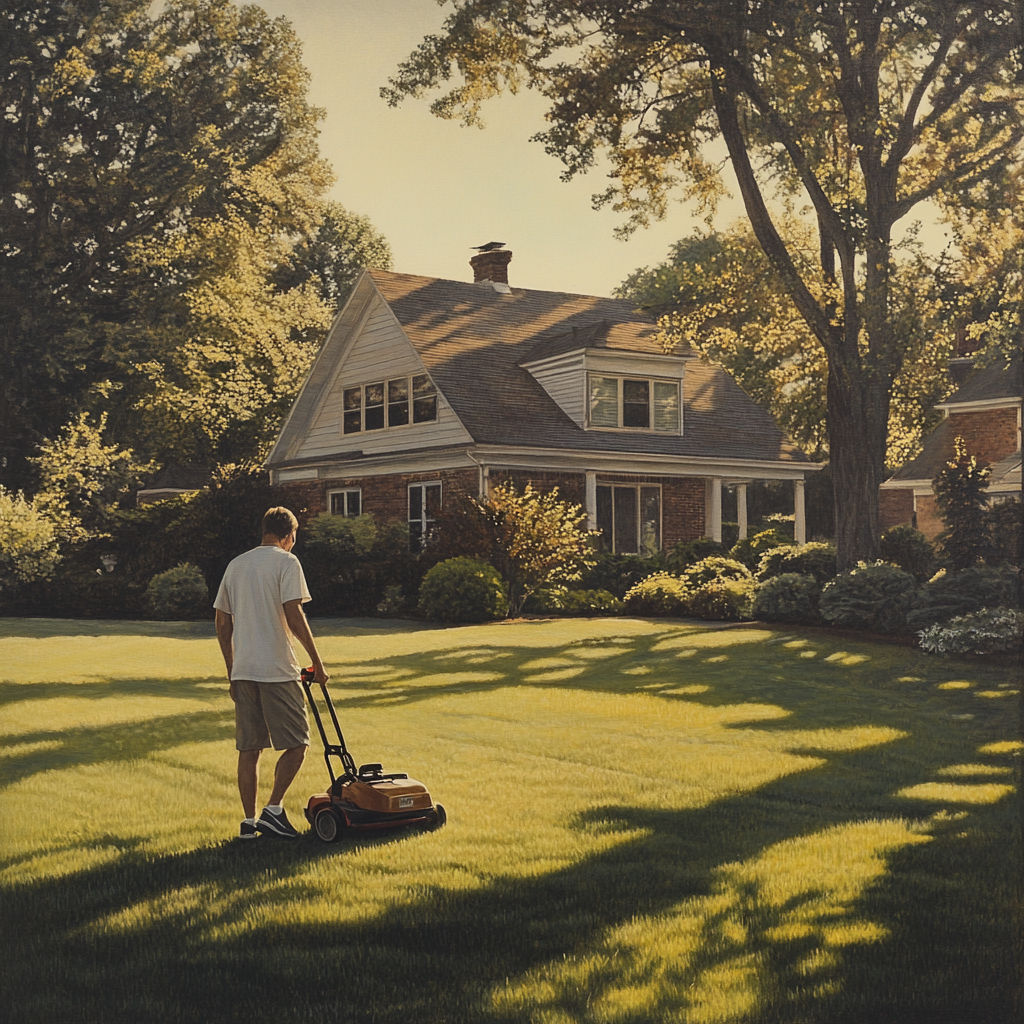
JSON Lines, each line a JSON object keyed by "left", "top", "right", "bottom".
{"left": 214, "top": 507, "right": 329, "bottom": 840}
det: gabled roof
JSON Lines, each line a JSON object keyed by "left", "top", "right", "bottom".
{"left": 366, "top": 270, "right": 809, "bottom": 464}
{"left": 938, "top": 353, "right": 1022, "bottom": 407}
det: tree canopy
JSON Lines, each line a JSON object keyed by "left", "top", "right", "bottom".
{"left": 385, "top": 0, "right": 1023, "bottom": 567}
{"left": 1, "top": 0, "right": 390, "bottom": 491}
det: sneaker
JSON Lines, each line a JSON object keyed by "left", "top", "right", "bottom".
{"left": 256, "top": 807, "right": 301, "bottom": 838}
{"left": 238, "top": 820, "right": 259, "bottom": 840}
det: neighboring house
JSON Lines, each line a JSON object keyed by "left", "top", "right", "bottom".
{"left": 266, "top": 250, "right": 818, "bottom": 553}
{"left": 136, "top": 463, "right": 213, "bottom": 506}
{"left": 880, "top": 353, "right": 1022, "bottom": 539}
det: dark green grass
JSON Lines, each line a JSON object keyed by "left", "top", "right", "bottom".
{"left": 0, "top": 617, "right": 1019, "bottom": 1023}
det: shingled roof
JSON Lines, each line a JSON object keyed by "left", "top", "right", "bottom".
{"left": 368, "top": 270, "right": 809, "bottom": 464}
{"left": 938, "top": 353, "right": 1022, "bottom": 407}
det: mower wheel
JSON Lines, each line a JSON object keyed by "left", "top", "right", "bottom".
{"left": 314, "top": 806, "right": 344, "bottom": 843}
{"left": 430, "top": 803, "right": 447, "bottom": 831}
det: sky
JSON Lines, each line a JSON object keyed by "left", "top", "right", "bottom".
{"left": 257, "top": 0, "right": 950, "bottom": 298}
{"left": 256, "top": 0, "right": 747, "bottom": 297}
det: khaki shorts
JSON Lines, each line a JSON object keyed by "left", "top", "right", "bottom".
{"left": 234, "top": 679, "right": 310, "bottom": 751}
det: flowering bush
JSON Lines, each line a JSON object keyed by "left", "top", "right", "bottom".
{"left": 688, "top": 578, "right": 756, "bottom": 621}
{"left": 624, "top": 573, "right": 690, "bottom": 616}
{"left": 756, "top": 542, "right": 837, "bottom": 585}
{"left": 918, "top": 607, "right": 1023, "bottom": 656}
{"left": 680, "top": 556, "right": 752, "bottom": 589}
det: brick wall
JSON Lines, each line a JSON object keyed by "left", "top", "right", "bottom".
{"left": 948, "top": 407, "right": 1019, "bottom": 465}
{"left": 914, "top": 493, "right": 945, "bottom": 541}
{"left": 878, "top": 488, "right": 914, "bottom": 532}
{"left": 488, "top": 470, "right": 586, "bottom": 505}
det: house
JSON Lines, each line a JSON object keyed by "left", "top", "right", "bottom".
{"left": 136, "top": 463, "right": 213, "bottom": 506}
{"left": 266, "top": 250, "right": 818, "bottom": 553}
{"left": 879, "top": 353, "right": 1022, "bottom": 538}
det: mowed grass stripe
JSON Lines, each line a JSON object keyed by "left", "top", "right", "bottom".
{"left": 0, "top": 616, "right": 1019, "bottom": 1024}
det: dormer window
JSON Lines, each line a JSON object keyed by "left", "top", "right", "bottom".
{"left": 343, "top": 374, "right": 437, "bottom": 434}
{"left": 588, "top": 374, "right": 680, "bottom": 432}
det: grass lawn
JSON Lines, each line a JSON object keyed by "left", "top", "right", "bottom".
{"left": 0, "top": 615, "right": 1019, "bottom": 1024}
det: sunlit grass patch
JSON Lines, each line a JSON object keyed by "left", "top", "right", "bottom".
{"left": 824, "top": 651, "right": 869, "bottom": 666}
{"left": 936, "top": 763, "right": 1013, "bottom": 778}
{"left": 979, "top": 740, "right": 1023, "bottom": 754}
{"left": 799, "top": 650, "right": 818, "bottom": 658}
{"left": 938, "top": 680, "right": 972, "bottom": 690}
{"left": 976, "top": 689, "right": 1019, "bottom": 699}
{"left": 897, "top": 783, "right": 1015, "bottom": 804}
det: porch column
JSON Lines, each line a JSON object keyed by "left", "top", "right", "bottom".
{"left": 794, "top": 478, "right": 806, "bottom": 544}
{"left": 706, "top": 477, "right": 723, "bottom": 543}
{"left": 480, "top": 465, "right": 490, "bottom": 499}
{"left": 585, "top": 471, "right": 597, "bottom": 530}
{"left": 737, "top": 483, "right": 748, "bottom": 540}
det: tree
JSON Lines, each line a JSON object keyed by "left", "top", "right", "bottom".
{"left": 933, "top": 436, "right": 991, "bottom": 571}
{"left": 384, "top": 0, "right": 1023, "bottom": 568}
{"left": 0, "top": 0, "right": 333, "bottom": 487}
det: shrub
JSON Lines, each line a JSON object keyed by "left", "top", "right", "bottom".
{"left": 879, "top": 524, "right": 937, "bottom": 582}
{"left": 623, "top": 573, "right": 690, "bottom": 616}
{"left": 146, "top": 563, "right": 209, "bottom": 619}
{"left": 984, "top": 498, "right": 1022, "bottom": 567}
{"left": 680, "top": 557, "right": 752, "bottom": 589}
{"left": 918, "top": 607, "right": 1024, "bottom": 656}
{"left": 819, "top": 562, "right": 917, "bottom": 634}
{"left": 527, "top": 587, "right": 623, "bottom": 615}
{"left": 934, "top": 437, "right": 991, "bottom": 570}
{"left": 756, "top": 542, "right": 837, "bottom": 585}
{"left": 376, "top": 584, "right": 408, "bottom": 617}
{"left": 418, "top": 557, "right": 507, "bottom": 622}
{"left": 0, "top": 487, "right": 63, "bottom": 591}
{"left": 666, "top": 537, "right": 725, "bottom": 572}
{"left": 753, "top": 573, "right": 822, "bottom": 624}
{"left": 907, "top": 565, "right": 1020, "bottom": 630}
{"left": 730, "top": 528, "right": 794, "bottom": 569}
{"left": 688, "top": 578, "right": 756, "bottom": 621}
{"left": 579, "top": 551, "right": 666, "bottom": 598}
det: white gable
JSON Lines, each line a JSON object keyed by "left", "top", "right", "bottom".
{"left": 268, "top": 274, "right": 473, "bottom": 466}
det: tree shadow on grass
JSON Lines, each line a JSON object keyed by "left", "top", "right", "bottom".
{"left": 2, "top": 723, "right": 1018, "bottom": 1024}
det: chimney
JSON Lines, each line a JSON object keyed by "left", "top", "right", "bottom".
{"left": 470, "top": 249, "right": 513, "bottom": 290}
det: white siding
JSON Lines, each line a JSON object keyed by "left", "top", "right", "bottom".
{"left": 523, "top": 352, "right": 587, "bottom": 426}
{"left": 292, "top": 299, "right": 473, "bottom": 460}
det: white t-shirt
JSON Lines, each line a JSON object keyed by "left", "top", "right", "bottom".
{"left": 213, "top": 545, "right": 312, "bottom": 682}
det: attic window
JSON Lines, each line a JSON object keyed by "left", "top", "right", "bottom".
{"left": 343, "top": 374, "right": 437, "bottom": 434}
{"left": 588, "top": 374, "right": 679, "bottom": 432}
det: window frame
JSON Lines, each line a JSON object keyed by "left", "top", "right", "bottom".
{"left": 595, "top": 483, "right": 662, "bottom": 555}
{"left": 408, "top": 480, "right": 442, "bottom": 552}
{"left": 327, "top": 488, "right": 362, "bottom": 517}
{"left": 586, "top": 373, "right": 680, "bottom": 433}
{"left": 342, "top": 373, "right": 438, "bottom": 435}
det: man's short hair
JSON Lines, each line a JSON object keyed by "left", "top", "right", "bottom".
{"left": 262, "top": 507, "right": 299, "bottom": 540}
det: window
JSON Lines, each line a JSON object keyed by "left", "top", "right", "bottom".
{"left": 408, "top": 482, "right": 441, "bottom": 552}
{"left": 343, "top": 374, "right": 438, "bottom": 434}
{"left": 329, "top": 489, "right": 361, "bottom": 517}
{"left": 596, "top": 485, "right": 661, "bottom": 554}
{"left": 587, "top": 375, "right": 679, "bottom": 432}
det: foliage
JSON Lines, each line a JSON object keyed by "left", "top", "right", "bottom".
{"left": 983, "top": 498, "right": 1023, "bottom": 568}
{"left": 757, "top": 543, "right": 837, "bottom": 586}
{"left": 432, "top": 484, "right": 595, "bottom": 617}
{"left": 275, "top": 201, "right": 393, "bottom": 311}
{"left": 525, "top": 587, "right": 623, "bottom": 616}
{"left": 417, "top": 557, "right": 507, "bottom": 622}
{"left": 680, "top": 557, "right": 752, "bottom": 589}
{"left": 385, "top": 0, "right": 1023, "bottom": 570}
{"left": 879, "top": 525, "right": 938, "bottom": 582}
{"left": 578, "top": 551, "right": 667, "bottom": 598}
{"left": 753, "top": 573, "right": 823, "bottom": 625}
{"left": 0, "top": 0, "right": 341, "bottom": 485}
{"left": 623, "top": 573, "right": 690, "bottom": 617}
{"left": 688, "top": 578, "right": 756, "bottom": 621}
{"left": 820, "top": 562, "right": 918, "bottom": 635}
{"left": 666, "top": 537, "right": 725, "bottom": 572}
{"left": 730, "top": 528, "right": 794, "bottom": 569}
{"left": 31, "top": 412, "right": 152, "bottom": 535}
{"left": 303, "top": 513, "right": 418, "bottom": 617}
{"left": 145, "top": 563, "right": 209, "bottom": 620}
{"left": 918, "top": 606, "right": 1024, "bottom": 657}
{"left": 0, "top": 487, "right": 63, "bottom": 592}
{"left": 934, "top": 437, "right": 992, "bottom": 570}
{"left": 907, "top": 566, "right": 1021, "bottom": 630}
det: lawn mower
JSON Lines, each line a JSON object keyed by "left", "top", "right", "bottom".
{"left": 300, "top": 667, "right": 446, "bottom": 842}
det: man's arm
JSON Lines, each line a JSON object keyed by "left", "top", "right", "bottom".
{"left": 215, "top": 609, "right": 237, "bottom": 700}
{"left": 283, "top": 599, "right": 329, "bottom": 685}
